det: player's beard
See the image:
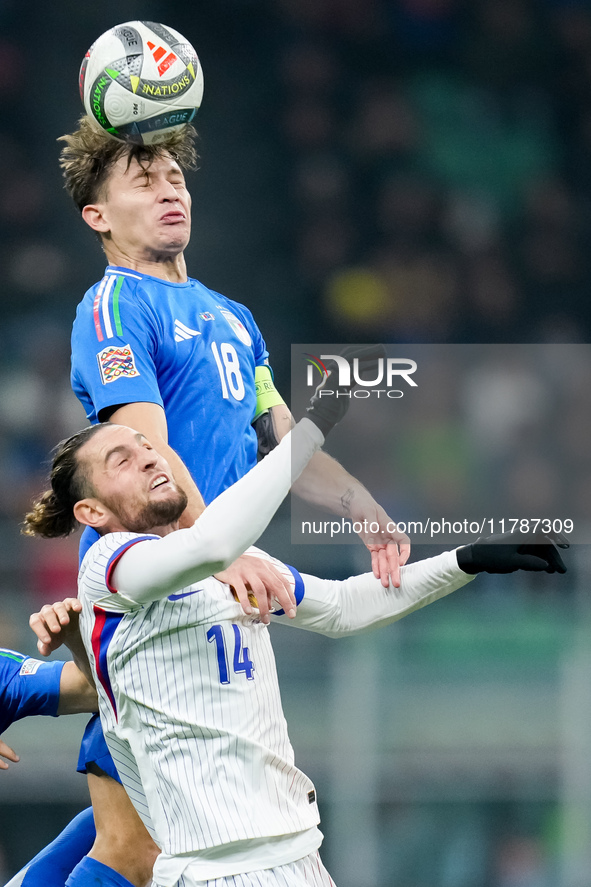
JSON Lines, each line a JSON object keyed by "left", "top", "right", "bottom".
{"left": 107, "top": 485, "right": 189, "bottom": 533}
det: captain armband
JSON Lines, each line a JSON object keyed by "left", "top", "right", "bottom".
{"left": 253, "top": 365, "right": 286, "bottom": 421}
{"left": 252, "top": 366, "right": 286, "bottom": 459}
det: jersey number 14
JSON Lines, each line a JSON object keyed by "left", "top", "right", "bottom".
{"left": 207, "top": 623, "right": 255, "bottom": 684}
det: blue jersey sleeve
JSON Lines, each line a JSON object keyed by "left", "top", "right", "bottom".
{"left": 0, "top": 649, "right": 64, "bottom": 733}
{"left": 71, "top": 271, "right": 164, "bottom": 423}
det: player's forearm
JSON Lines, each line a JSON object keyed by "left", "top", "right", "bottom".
{"left": 112, "top": 419, "right": 325, "bottom": 602}
{"left": 288, "top": 551, "right": 475, "bottom": 637}
{"left": 271, "top": 404, "right": 371, "bottom": 516}
{"left": 291, "top": 449, "right": 369, "bottom": 515}
{"left": 56, "top": 662, "right": 98, "bottom": 715}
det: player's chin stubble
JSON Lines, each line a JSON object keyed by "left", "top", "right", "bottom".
{"left": 109, "top": 486, "right": 189, "bottom": 532}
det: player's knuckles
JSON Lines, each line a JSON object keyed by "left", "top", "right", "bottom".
{"left": 247, "top": 578, "right": 265, "bottom": 597}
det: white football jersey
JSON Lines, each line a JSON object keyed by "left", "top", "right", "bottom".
{"left": 77, "top": 459, "right": 473, "bottom": 881}
{"left": 78, "top": 532, "right": 320, "bottom": 858}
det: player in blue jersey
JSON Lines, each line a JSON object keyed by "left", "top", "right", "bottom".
{"left": 0, "top": 638, "right": 98, "bottom": 887}
{"left": 55, "top": 118, "right": 409, "bottom": 885}
{"left": 62, "top": 117, "right": 408, "bottom": 582}
{"left": 0, "top": 643, "right": 95, "bottom": 742}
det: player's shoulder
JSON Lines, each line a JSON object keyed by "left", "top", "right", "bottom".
{"left": 205, "top": 288, "right": 263, "bottom": 344}
{"left": 81, "top": 267, "right": 144, "bottom": 303}
{"left": 75, "top": 267, "right": 146, "bottom": 326}
{"left": 79, "top": 531, "right": 161, "bottom": 609}
{"left": 73, "top": 268, "right": 165, "bottom": 352}
{"left": 81, "top": 531, "right": 159, "bottom": 572}
{"left": 214, "top": 290, "right": 256, "bottom": 322}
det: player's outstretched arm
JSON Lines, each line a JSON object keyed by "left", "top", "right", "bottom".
{"left": 111, "top": 418, "right": 328, "bottom": 604}
{"left": 280, "top": 531, "right": 568, "bottom": 638}
{"left": 0, "top": 737, "right": 19, "bottom": 770}
{"left": 109, "top": 401, "right": 299, "bottom": 623}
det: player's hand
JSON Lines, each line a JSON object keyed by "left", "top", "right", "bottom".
{"left": 306, "top": 344, "right": 387, "bottom": 437}
{"left": 215, "top": 554, "right": 297, "bottom": 624}
{"left": 456, "top": 531, "right": 569, "bottom": 575}
{"left": 348, "top": 493, "right": 411, "bottom": 588}
{"left": 29, "top": 597, "right": 83, "bottom": 657}
{"left": 0, "top": 737, "right": 19, "bottom": 770}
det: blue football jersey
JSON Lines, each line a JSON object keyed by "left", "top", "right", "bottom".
{"left": 71, "top": 267, "right": 269, "bottom": 505}
{"left": 0, "top": 648, "right": 64, "bottom": 733}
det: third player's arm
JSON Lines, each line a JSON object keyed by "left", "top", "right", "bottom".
{"left": 29, "top": 598, "right": 98, "bottom": 714}
{"left": 57, "top": 661, "right": 98, "bottom": 715}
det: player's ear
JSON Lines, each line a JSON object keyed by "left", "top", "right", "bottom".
{"left": 73, "top": 497, "right": 112, "bottom": 530}
{"left": 81, "top": 204, "right": 110, "bottom": 234}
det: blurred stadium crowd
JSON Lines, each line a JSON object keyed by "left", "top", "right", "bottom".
{"left": 2, "top": 0, "right": 591, "bottom": 885}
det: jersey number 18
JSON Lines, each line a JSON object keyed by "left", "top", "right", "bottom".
{"left": 211, "top": 342, "right": 245, "bottom": 401}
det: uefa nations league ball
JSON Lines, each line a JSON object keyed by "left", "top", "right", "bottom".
{"left": 80, "top": 21, "right": 204, "bottom": 145}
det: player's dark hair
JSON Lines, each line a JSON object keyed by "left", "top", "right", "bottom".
{"left": 23, "top": 424, "right": 107, "bottom": 538}
{"left": 58, "top": 115, "right": 199, "bottom": 212}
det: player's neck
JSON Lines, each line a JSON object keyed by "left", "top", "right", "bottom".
{"left": 104, "top": 248, "right": 188, "bottom": 283}
{"left": 103, "top": 520, "right": 179, "bottom": 537}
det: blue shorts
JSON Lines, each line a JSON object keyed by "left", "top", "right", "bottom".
{"left": 77, "top": 714, "right": 122, "bottom": 784}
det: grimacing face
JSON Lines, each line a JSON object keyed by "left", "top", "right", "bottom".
{"left": 92, "top": 152, "right": 192, "bottom": 261}
{"left": 78, "top": 424, "right": 188, "bottom": 533}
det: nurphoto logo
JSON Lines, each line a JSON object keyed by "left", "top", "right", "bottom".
{"left": 304, "top": 352, "right": 418, "bottom": 399}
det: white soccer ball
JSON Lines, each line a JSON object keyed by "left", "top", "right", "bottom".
{"left": 80, "top": 21, "right": 204, "bottom": 145}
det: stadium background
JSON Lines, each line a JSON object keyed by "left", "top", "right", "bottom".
{"left": 2, "top": 0, "right": 591, "bottom": 885}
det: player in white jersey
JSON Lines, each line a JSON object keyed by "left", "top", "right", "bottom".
{"left": 24, "top": 414, "right": 567, "bottom": 886}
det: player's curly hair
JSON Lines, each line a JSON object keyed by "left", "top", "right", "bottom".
{"left": 58, "top": 115, "right": 199, "bottom": 212}
{"left": 23, "top": 424, "right": 107, "bottom": 538}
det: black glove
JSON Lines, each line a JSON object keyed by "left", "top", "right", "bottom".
{"left": 305, "top": 344, "right": 387, "bottom": 437}
{"left": 456, "top": 531, "right": 568, "bottom": 575}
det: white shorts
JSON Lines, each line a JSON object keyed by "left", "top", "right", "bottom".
{"left": 173, "top": 851, "right": 336, "bottom": 887}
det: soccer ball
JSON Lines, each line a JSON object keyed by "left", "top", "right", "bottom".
{"left": 80, "top": 21, "right": 204, "bottom": 145}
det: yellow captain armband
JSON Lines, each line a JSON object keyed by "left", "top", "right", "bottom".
{"left": 254, "top": 365, "right": 286, "bottom": 421}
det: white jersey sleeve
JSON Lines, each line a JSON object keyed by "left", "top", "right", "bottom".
{"left": 93, "top": 417, "right": 323, "bottom": 606}
{"left": 272, "top": 550, "right": 476, "bottom": 637}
